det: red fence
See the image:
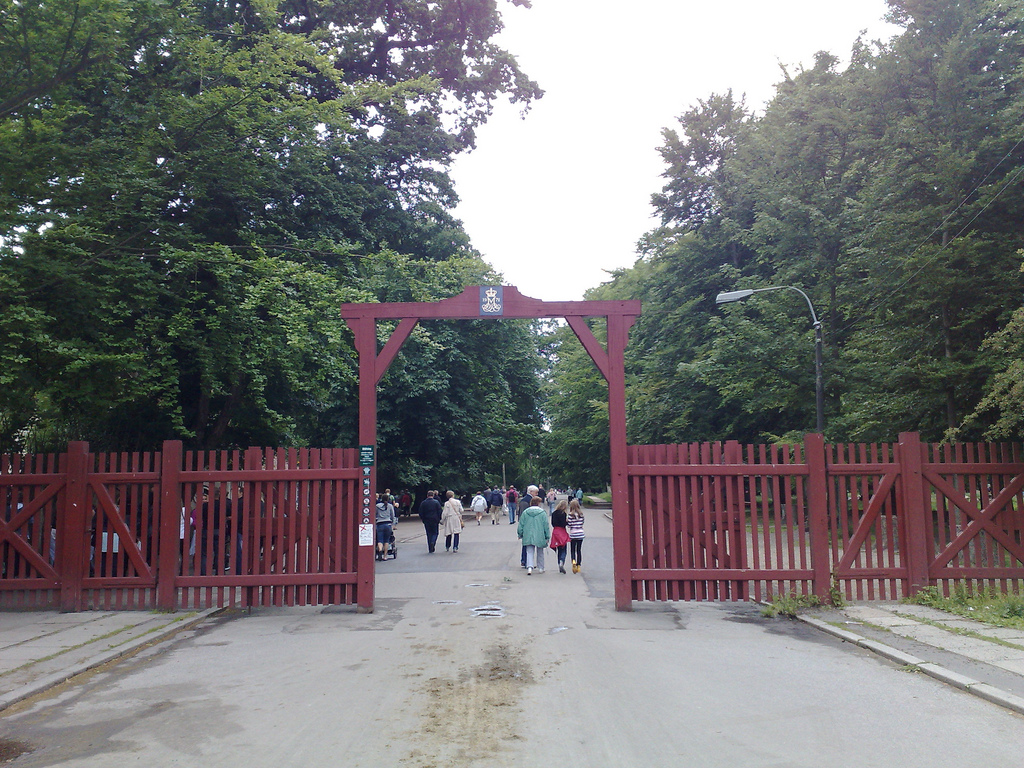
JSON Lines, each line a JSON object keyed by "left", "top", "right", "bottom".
{"left": 1, "top": 441, "right": 364, "bottom": 611}
{"left": 627, "top": 433, "right": 1024, "bottom": 602}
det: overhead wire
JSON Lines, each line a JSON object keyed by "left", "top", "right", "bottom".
{"left": 833, "top": 132, "right": 1024, "bottom": 339}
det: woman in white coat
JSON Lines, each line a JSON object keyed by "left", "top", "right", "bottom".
{"left": 441, "top": 490, "right": 464, "bottom": 552}
{"left": 471, "top": 490, "right": 488, "bottom": 525}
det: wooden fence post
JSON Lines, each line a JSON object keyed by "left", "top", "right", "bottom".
{"left": 898, "top": 432, "right": 932, "bottom": 596}
{"left": 805, "top": 433, "right": 831, "bottom": 601}
{"left": 349, "top": 314, "right": 378, "bottom": 613}
{"left": 608, "top": 314, "right": 636, "bottom": 611}
{"left": 60, "top": 441, "right": 90, "bottom": 612}
{"left": 156, "top": 440, "right": 183, "bottom": 611}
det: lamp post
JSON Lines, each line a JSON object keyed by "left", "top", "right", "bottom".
{"left": 715, "top": 286, "right": 824, "bottom": 433}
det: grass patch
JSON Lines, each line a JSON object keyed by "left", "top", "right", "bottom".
{"left": 903, "top": 585, "right": 1024, "bottom": 631}
{"left": 761, "top": 592, "right": 821, "bottom": 618}
{"left": 888, "top": 608, "right": 1024, "bottom": 650}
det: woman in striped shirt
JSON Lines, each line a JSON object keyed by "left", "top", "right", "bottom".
{"left": 567, "top": 499, "right": 585, "bottom": 574}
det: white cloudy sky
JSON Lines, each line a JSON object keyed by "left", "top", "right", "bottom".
{"left": 449, "top": 0, "right": 901, "bottom": 302}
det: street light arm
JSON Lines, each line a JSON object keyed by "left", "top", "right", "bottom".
{"left": 714, "top": 283, "right": 824, "bottom": 432}
{"left": 716, "top": 285, "right": 820, "bottom": 327}
{"left": 775, "top": 286, "right": 820, "bottom": 327}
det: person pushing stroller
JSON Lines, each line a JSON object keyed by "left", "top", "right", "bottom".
{"left": 375, "top": 493, "right": 397, "bottom": 561}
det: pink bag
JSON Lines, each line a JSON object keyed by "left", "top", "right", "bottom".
{"left": 550, "top": 527, "right": 570, "bottom": 549}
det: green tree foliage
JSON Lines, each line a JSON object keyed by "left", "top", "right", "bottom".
{"left": 540, "top": 318, "right": 611, "bottom": 490}
{"left": 955, "top": 257, "right": 1024, "bottom": 440}
{"left": 361, "top": 253, "right": 543, "bottom": 493}
{"left": 546, "top": 0, "right": 1024, "bottom": 477}
{"left": 0, "top": 0, "right": 545, "bottom": 488}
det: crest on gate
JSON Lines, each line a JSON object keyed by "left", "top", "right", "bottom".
{"left": 479, "top": 286, "right": 503, "bottom": 315}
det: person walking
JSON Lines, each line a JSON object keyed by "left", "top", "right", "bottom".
{"left": 418, "top": 490, "right": 443, "bottom": 553}
{"left": 506, "top": 485, "right": 519, "bottom": 524}
{"left": 398, "top": 489, "right": 413, "bottom": 517}
{"left": 574, "top": 487, "right": 584, "bottom": 505}
{"left": 546, "top": 487, "right": 557, "bottom": 515}
{"left": 488, "top": 486, "right": 504, "bottom": 525}
{"left": 375, "top": 493, "right": 397, "bottom": 561}
{"left": 193, "top": 483, "right": 240, "bottom": 575}
{"left": 517, "top": 494, "right": 550, "bottom": 575}
{"left": 471, "top": 490, "right": 488, "bottom": 525}
{"left": 519, "top": 484, "right": 537, "bottom": 568}
{"left": 441, "top": 490, "right": 464, "bottom": 552}
{"left": 567, "top": 498, "right": 586, "bottom": 573}
{"left": 550, "top": 499, "right": 571, "bottom": 573}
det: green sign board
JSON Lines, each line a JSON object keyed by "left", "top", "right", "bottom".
{"left": 358, "top": 445, "right": 375, "bottom": 466}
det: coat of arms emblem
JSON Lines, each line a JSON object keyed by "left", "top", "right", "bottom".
{"left": 479, "top": 286, "right": 503, "bottom": 315}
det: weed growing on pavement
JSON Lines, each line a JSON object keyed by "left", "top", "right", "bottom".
{"left": 903, "top": 584, "right": 1024, "bottom": 631}
{"left": 761, "top": 593, "right": 821, "bottom": 618}
{"left": 828, "top": 575, "right": 847, "bottom": 609}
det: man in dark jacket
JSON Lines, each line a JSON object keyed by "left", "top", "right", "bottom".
{"left": 418, "top": 490, "right": 443, "bottom": 553}
{"left": 487, "top": 487, "right": 504, "bottom": 525}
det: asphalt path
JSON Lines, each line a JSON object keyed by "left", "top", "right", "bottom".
{"left": 2, "top": 511, "right": 1023, "bottom": 767}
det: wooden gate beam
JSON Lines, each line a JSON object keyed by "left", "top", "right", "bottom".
{"left": 341, "top": 286, "right": 641, "bottom": 612}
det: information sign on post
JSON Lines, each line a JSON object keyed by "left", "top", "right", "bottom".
{"left": 358, "top": 445, "right": 375, "bottom": 466}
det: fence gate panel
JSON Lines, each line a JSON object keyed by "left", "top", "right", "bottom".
{"left": 624, "top": 436, "right": 1024, "bottom": 604}
{"left": 0, "top": 452, "right": 63, "bottom": 608}
{"left": 627, "top": 442, "right": 814, "bottom": 602}
{"left": 924, "top": 441, "right": 1024, "bottom": 593}
{"left": 84, "top": 450, "right": 160, "bottom": 610}
{"left": 2, "top": 442, "right": 365, "bottom": 612}
{"left": 828, "top": 442, "right": 905, "bottom": 601}
{"left": 175, "top": 446, "right": 361, "bottom": 611}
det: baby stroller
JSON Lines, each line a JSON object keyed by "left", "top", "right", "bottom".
{"left": 376, "top": 524, "right": 397, "bottom": 561}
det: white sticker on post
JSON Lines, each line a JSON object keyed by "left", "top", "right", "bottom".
{"left": 358, "top": 524, "right": 374, "bottom": 546}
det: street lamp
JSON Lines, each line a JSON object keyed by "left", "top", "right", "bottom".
{"left": 715, "top": 286, "right": 824, "bottom": 433}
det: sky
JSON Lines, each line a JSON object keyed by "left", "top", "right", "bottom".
{"left": 449, "top": 0, "right": 902, "bottom": 302}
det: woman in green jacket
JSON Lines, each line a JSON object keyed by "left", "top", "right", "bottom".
{"left": 517, "top": 495, "right": 551, "bottom": 575}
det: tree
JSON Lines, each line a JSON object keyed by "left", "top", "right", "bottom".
{"left": 0, "top": 0, "right": 545, "bottom": 453}
{"left": 541, "top": 319, "right": 611, "bottom": 490}
{"left": 837, "top": 0, "right": 1024, "bottom": 439}
{"left": 358, "top": 252, "right": 544, "bottom": 493}
{"left": 954, "top": 258, "right": 1024, "bottom": 440}
{"left": 548, "top": 0, "right": 1024, "bottom": 484}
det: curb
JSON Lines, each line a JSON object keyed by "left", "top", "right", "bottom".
{"left": 0, "top": 608, "right": 222, "bottom": 713}
{"left": 798, "top": 614, "right": 1024, "bottom": 717}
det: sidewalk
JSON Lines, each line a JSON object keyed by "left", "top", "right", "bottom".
{"left": 800, "top": 601, "right": 1024, "bottom": 715}
{"left": 0, "top": 608, "right": 219, "bottom": 712}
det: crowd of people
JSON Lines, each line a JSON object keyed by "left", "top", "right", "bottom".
{"left": 373, "top": 485, "right": 588, "bottom": 574}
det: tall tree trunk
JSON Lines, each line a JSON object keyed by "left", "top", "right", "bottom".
{"left": 208, "top": 376, "right": 247, "bottom": 447}
{"left": 194, "top": 388, "right": 210, "bottom": 446}
{"left": 942, "top": 304, "right": 956, "bottom": 430}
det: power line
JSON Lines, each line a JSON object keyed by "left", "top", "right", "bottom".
{"left": 835, "top": 134, "right": 1024, "bottom": 337}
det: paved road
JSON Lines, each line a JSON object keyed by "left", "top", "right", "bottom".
{"left": 2, "top": 512, "right": 1023, "bottom": 767}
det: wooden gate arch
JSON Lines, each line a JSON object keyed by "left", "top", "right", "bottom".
{"left": 339, "top": 285, "right": 642, "bottom": 611}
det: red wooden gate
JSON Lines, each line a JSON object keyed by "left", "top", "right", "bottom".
{"left": 626, "top": 433, "right": 1024, "bottom": 603}
{"left": 920, "top": 440, "right": 1024, "bottom": 590}
{"left": 1, "top": 441, "right": 363, "bottom": 611}
{"left": 0, "top": 451, "right": 63, "bottom": 606}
